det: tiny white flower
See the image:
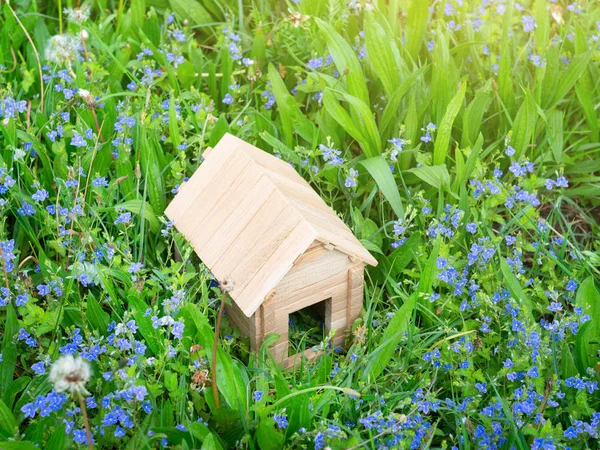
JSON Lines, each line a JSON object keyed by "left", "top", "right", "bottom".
{"left": 49, "top": 355, "right": 91, "bottom": 395}
{"left": 159, "top": 315, "right": 175, "bottom": 326}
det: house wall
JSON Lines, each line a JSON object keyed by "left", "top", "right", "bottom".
{"left": 256, "top": 244, "right": 364, "bottom": 366}
{"left": 225, "top": 296, "right": 258, "bottom": 348}
{"left": 225, "top": 243, "right": 366, "bottom": 367}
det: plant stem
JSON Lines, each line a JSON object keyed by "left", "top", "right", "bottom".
{"left": 0, "top": 246, "right": 9, "bottom": 289}
{"left": 77, "top": 391, "right": 94, "bottom": 450}
{"left": 5, "top": 0, "right": 45, "bottom": 114}
{"left": 211, "top": 295, "right": 226, "bottom": 409}
{"left": 58, "top": 0, "right": 63, "bottom": 34}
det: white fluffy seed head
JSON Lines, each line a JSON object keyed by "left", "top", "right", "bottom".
{"left": 49, "top": 355, "right": 91, "bottom": 394}
{"left": 44, "top": 34, "right": 80, "bottom": 65}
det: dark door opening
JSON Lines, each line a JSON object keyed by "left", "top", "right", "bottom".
{"left": 288, "top": 298, "right": 331, "bottom": 356}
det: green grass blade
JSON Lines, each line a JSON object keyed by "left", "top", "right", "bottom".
{"left": 360, "top": 156, "right": 404, "bottom": 219}
{"left": 433, "top": 81, "right": 466, "bottom": 165}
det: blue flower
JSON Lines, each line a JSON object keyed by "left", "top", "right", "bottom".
{"left": 71, "top": 132, "right": 87, "bottom": 148}
{"left": 475, "top": 382, "right": 487, "bottom": 394}
{"left": 17, "top": 201, "right": 35, "bottom": 216}
{"left": 31, "top": 361, "right": 46, "bottom": 375}
{"left": 32, "top": 189, "right": 49, "bottom": 202}
{"left": 274, "top": 412, "right": 288, "bottom": 429}
{"left": 466, "top": 223, "right": 477, "bottom": 234}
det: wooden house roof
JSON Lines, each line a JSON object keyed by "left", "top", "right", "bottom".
{"left": 165, "top": 133, "right": 377, "bottom": 317}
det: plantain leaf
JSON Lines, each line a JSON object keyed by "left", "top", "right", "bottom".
{"left": 314, "top": 18, "right": 369, "bottom": 104}
{"left": 500, "top": 258, "right": 533, "bottom": 319}
{"left": 433, "top": 81, "right": 466, "bottom": 165}
{"left": 360, "top": 156, "right": 404, "bottom": 219}
{"left": 405, "top": 0, "right": 429, "bottom": 61}
{"left": 364, "top": 11, "right": 403, "bottom": 97}
{"left": 408, "top": 164, "right": 450, "bottom": 190}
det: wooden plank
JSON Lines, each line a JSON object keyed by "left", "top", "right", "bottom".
{"left": 170, "top": 150, "right": 252, "bottom": 238}
{"left": 277, "top": 250, "right": 352, "bottom": 298}
{"left": 210, "top": 190, "right": 292, "bottom": 279}
{"left": 270, "top": 341, "right": 288, "bottom": 363}
{"left": 237, "top": 137, "right": 302, "bottom": 179}
{"left": 293, "top": 242, "right": 329, "bottom": 266}
{"left": 251, "top": 158, "right": 311, "bottom": 190}
{"left": 165, "top": 144, "right": 240, "bottom": 224}
{"left": 348, "top": 266, "right": 364, "bottom": 326}
{"left": 348, "top": 266, "right": 364, "bottom": 288}
{"left": 272, "top": 179, "right": 335, "bottom": 215}
{"left": 198, "top": 176, "right": 276, "bottom": 267}
{"left": 185, "top": 163, "right": 265, "bottom": 255}
{"left": 281, "top": 283, "right": 346, "bottom": 314}
{"left": 284, "top": 347, "right": 324, "bottom": 369}
{"left": 226, "top": 300, "right": 252, "bottom": 336}
{"left": 234, "top": 220, "right": 317, "bottom": 316}
{"left": 276, "top": 271, "right": 349, "bottom": 311}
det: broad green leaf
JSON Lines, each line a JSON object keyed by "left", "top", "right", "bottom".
{"left": 510, "top": 92, "right": 537, "bottom": 159}
{"left": 575, "top": 83, "right": 599, "bottom": 142}
{"left": 322, "top": 90, "right": 373, "bottom": 157}
{"left": 364, "top": 11, "right": 403, "bottom": 97}
{"left": 139, "top": 132, "right": 167, "bottom": 216}
{"left": 267, "top": 64, "right": 296, "bottom": 148}
{"left": 0, "top": 442, "right": 39, "bottom": 450}
{"left": 365, "top": 292, "right": 416, "bottom": 380}
{"left": 389, "top": 232, "right": 421, "bottom": 277}
{"left": 431, "top": 32, "right": 459, "bottom": 123}
{"left": 534, "top": 0, "right": 549, "bottom": 53}
{"left": 433, "top": 81, "right": 466, "bottom": 165}
{"left": 575, "top": 277, "right": 600, "bottom": 374}
{"left": 256, "top": 418, "right": 285, "bottom": 450}
{"left": 86, "top": 294, "right": 110, "bottom": 333}
{"left": 169, "top": 0, "right": 212, "bottom": 25}
{"left": 268, "top": 64, "right": 316, "bottom": 146}
{"left": 500, "top": 258, "right": 533, "bottom": 318}
{"left": 45, "top": 424, "right": 67, "bottom": 450}
{"left": 407, "top": 164, "right": 450, "bottom": 190}
{"left": 208, "top": 115, "right": 230, "bottom": 148}
{"left": 380, "top": 66, "right": 427, "bottom": 143}
{"left": 115, "top": 200, "right": 160, "bottom": 233}
{"left": 546, "top": 51, "right": 592, "bottom": 110}
{"left": 546, "top": 110, "right": 564, "bottom": 162}
{"left": 178, "top": 304, "right": 247, "bottom": 412}
{"left": 0, "top": 399, "right": 16, "bottom": 436}
{"left": 405, "top": 0, "right": 429, "bottom": 61}
{"left": 200, "top": 433, "right": 224, "bottom": 450}
{"left": 461, "top": 84, "right": 492, "bottom": 148}
{"left": 360, "top": 156, "right": 404, "bottom": 219}
{"left": 454, "top": 134, "right": 483, "bottom": 191}
{"left": 336, "top": 91, "right": 381, "bottom": 157}
{"left": 498, "top": 2, "right": 515, "bottom": 112}
{"left": 314, "top": 18, "right": 369, "bottom": 104}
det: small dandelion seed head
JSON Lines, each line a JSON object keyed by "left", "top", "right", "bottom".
{"left": 44, "top": 34, "right": 80, "bottom": 65}
{"left": 219, "top": 277, "right": 234, "bottom": 293}
{"left": 49, "top": 355, "right": 91, "bottom": 395}
{"left": 64, "top": 6, "right": 90, "bottom": 24}
{"left": 78, "top": 89, "right": 95, "bottom": 106}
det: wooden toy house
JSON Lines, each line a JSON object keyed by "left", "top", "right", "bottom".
{"left": 165, "top": 133, "right": 377, "bottom": 368}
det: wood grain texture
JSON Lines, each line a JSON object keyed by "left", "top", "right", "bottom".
{"left": 165, "top": 133, "right": 375, "bottom": 365}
